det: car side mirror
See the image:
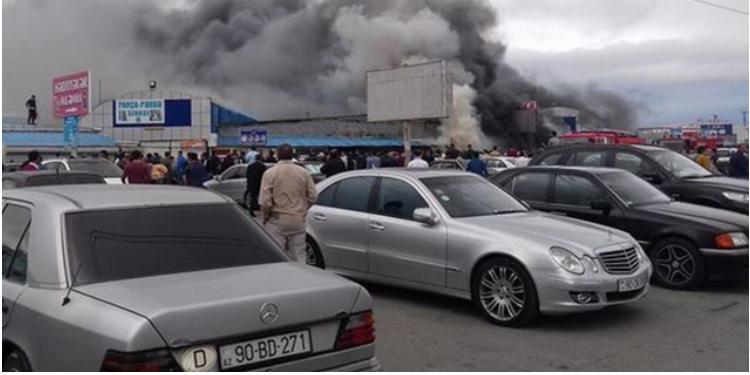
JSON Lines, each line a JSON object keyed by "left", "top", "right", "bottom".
{"left": 590, "top": 201, "right": 612, "bottom": 215}
{"left": 413, "top": 208, "right": 439, "bottom": 225}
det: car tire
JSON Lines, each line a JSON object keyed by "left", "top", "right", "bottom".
{"left": 3, "top": 347, "right": 31, "bottom": 372}
{"left": 649, "top": 237, "right": 705, "bottom": 290}
{"left": 305, "top": 236, "right": 325, "bottom": 269}
{"left": 472, "top": 257, "right": 539, "bottom": 327}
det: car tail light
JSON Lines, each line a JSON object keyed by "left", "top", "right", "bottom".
{"left": 101, "top": 349, "right": 180, "bottom": 371}
{"left": 335, "top": 310, "right": 375, "bottom": 350}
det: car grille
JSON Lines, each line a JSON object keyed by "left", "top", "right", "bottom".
{"left": 598, "top": 247, "right": 639, "bottom": 275}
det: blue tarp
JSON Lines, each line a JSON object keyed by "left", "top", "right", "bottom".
{"left": 2, "top": 131, "right": 118, "bottom": 148}
{"left": 219, "top": 135, "right": 420, "bottom": 148}
{"left": 211, "top": 104, "right": 258, "bottom": 133}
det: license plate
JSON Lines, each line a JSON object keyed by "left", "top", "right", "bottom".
{"left": 219, "top": 330, "right": 311, "bottom": 370}
{"left": 618, "top": 276, "right": 646, "bottom": 292}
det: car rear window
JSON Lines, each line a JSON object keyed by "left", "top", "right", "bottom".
{"left": 68, "top": 160, "right": 123, "bottom": 178}
{"left": 65, "top": 204, "right": 285, "bottom": 286}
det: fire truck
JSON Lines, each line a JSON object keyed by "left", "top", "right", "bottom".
{"left": 559, "top": 129, "right": 645, "bottom": 145}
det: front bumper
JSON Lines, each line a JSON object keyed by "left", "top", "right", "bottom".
{"left": 534, "top": 262, "right": 652, "bottom": 314}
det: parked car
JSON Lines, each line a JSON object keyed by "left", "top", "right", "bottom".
{"left": 42, "top": 158, "right": 123, "bottom": 185}
{"left": 3, "top": 171, "right": 105, "bottom": 189}
{"left": 430, "top": 159, "right": 467, "bottom": 171}
{"left": 298, "top": 161, "right": 326, "bottom": 183}
{"left": 715, "top": 147, "right": 737, "bottom": 175}
{"left": 485, "top": 157, "right": 516, "bottom": 175}
{"left": 305, "top": 169, "right": 652, "bottom": 326}
{"left": 205, "top": 162, "right": 321, "bottom": 206}
{"left": 2, "top": 163, "right": 23, "bottom": 173}
{"left": 2, "top": 185, "right": 379, "bottom": 371}
{"left": 530, "top": 144, "right": 748, "bottom": 214}
{"left": 492, "top": 167, "right": 749, "bottom": 289}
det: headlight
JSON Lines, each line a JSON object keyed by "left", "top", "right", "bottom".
{"left": 722, "top": 192, "right": 749, "bottom": 203}
{"left": 715, "top": 232, "right": 749, "bottom": 249}
{"left": 549, "top": 247, "right": 585, "bottom": 275}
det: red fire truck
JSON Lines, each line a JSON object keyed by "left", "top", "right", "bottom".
{"left": 559, "top": 129, "right": 645, "bottom": 145}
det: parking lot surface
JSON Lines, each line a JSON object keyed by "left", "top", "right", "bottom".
{"left": 368, "top": 279, "right": 748, "bottom": 372}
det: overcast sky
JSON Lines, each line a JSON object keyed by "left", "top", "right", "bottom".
{"left": 491, "top": 0, "right": 749, "bottom": 126}
{"left": 2, "top": 0, "right": 748, "bottom": 127}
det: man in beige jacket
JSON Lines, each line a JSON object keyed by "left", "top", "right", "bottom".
{"left": 259, "top": 144, "right": 318, "bottom": 262}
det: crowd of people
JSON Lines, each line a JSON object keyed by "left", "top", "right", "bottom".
{"left": 690, "top": 144, "right": 749, "bottom": 178}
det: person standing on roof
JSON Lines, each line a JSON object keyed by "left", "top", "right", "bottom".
{"left": 259, "top": 144, "right": 317, "bottom": 262}
{"left": 25, "top": 95, "right": 37, "bottom": 125}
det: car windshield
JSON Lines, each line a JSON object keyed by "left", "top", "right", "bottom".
{"left": 599, "top": 172, "right": 672, "bottom": 207}
{"left": 305, "top": 163, "right": 322, "bottom": 174}
{"left": 65, "top": 204, "right": 284, "bottom": 286}
{"left": 486, "top": 159, "right": 507, "bottom": 168}
{"left": 68, "top": 160, "right": 123, "bottom": 178}
{"left": 648, "top": 150, "right": 713, "bottom": 178}
{"left": 421, "top": 176, "right": 528, "bottom": 218}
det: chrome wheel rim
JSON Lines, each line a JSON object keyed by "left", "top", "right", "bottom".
{"left": 654, "top": 244, "right": 695, "bottom": 286}
{"left": 305, "top": 242, "right": 317, "bottom": 266}
{"left": 479, "top": 266, "right": 525, "bottom": 321}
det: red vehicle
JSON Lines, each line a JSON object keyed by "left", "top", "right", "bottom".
{"left": 559, "top": 129, "right": 645, "bottom": 145}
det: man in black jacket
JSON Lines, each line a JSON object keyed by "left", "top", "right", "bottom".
{"left": 728, "top": 144, "right": 749, "bottom": 178}
{"left": 245, "top": 154, "right": 267, "bottom": 217}
{"left": 321, "top": 150, "right": 346, "bottom": 178}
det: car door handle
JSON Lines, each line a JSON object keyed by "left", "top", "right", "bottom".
{"left": 313, "top": 214, "right": 327, "bottom": 222}
{"left": 369, "top": 222, "right": 385, "bottom": 231}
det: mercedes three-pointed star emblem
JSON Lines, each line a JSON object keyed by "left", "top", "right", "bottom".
{"left": 259, "top": 302, "right": 279, "bottom": 325}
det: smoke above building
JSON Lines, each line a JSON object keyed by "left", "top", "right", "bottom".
{"left": 3, "top": 0, "right": 637, "bottom": 148}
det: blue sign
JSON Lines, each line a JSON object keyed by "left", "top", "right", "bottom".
{"left": 240, "top": 129, "right": 268, "bottom": 146}
{"left": 700, "top": 123, "right": 733, "bottom": 138}
{"left": 63, "top": 116, "right": 80, "bottom": 147}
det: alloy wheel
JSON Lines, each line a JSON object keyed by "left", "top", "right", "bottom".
{"left": 305, "top": 242, "right": 317, "bottom": 266}
{"left": 653, "top": 244, "right": 695, "bottom": 287}
{"left": 478, "top": 265, "right": 526, "bottom": 321}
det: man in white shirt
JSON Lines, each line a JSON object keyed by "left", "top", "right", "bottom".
{"left": 407, "top": 150, "right": 429, "bottom": 168}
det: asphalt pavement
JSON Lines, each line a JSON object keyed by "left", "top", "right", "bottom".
{"left": 367, "top": 279, "right": 748, "bottom": 372}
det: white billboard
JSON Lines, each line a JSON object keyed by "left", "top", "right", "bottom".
{"left": 115, "top": 99, "right": 165, "bottom": 125}
{"left": 367, "top": 60, "right": 452, "bottom": 123}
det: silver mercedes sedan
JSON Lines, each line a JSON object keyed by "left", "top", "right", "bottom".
{"left": 2, "top": 185, "right": 379, "bottom": 371}
{"left": 305, "top": 169, "right": 652, "bottom": 326}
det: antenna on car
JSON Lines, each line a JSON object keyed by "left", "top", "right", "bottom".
{"left": 62, "top": 260, "right": 85, "bottom": 306}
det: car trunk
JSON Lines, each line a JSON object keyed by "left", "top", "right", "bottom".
{"left": 75, "top": 262, "right": 362, "bottom": 348}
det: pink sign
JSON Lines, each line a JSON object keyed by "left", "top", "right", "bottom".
{"left": 52, "top": 70, "right": 90, "bottom": 118}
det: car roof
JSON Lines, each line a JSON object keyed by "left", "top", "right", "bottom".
{"left": 3, "top": 184, "right": 229, "bottom": 210}
{"left": 3, "top": 170, "right": 103, "bottom": 181}
{"left": 508, "top": 166, "right": 629, "bottom": 175}
{"left": 340, "top": 168, "right": 474, "bottom": 179}
{"left": 543, "top": 144, "right": 666, "bottom": 153}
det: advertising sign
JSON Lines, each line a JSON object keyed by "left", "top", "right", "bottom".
{"left": 53, "top": 70, "right": 90, "bottom": 118}
{"left": 240, "top": 129, "right": 268, "bottom": 146}
{"left": 367, "top": 60, "right": 452, "bottom": 122}
{"left": 115, "top": 99, "right": 165, "bottom": 125}
{"left": 63, "top": 116, "right": 80, "bottom": 147}
{"left": 700, "top": 123, "right": 733, "bottom": 139}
